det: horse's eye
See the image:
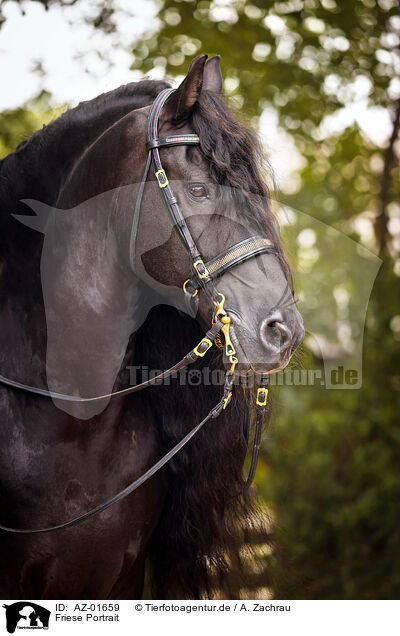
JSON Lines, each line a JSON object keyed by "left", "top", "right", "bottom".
{"left": 189, "top": 184, "right": 208, "bottom": 198}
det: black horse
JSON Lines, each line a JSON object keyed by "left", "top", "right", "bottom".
{"left": 0, "top": 55, "right": 303, "bottom": 599}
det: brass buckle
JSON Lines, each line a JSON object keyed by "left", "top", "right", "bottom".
{"left": 155, "top": 169, "right": 169, "bottom": 188}
{"left": 183, "top": 279, "right": 198, "bottom": 297}
{"left": 213, "top": 293, "right": 227, "bottom": 321}
{"left": 221, "top": 316, "right": 236, "bottom": 357}
{"left": 193, "top": 259, "right": 210, "bottom": 279}
{"left": 213, "top": 294, "right": 236, "bottom": 358}
{"left": 193, "top": 338, "right": 213, "bottom": 357}
{"left": 256, "top": 387, "right": 268, "bottom": 407}
{"left": 223, "top": 392, "right": 232, "bottom": 410}
{"left": 229, "top": 355, "right": 238, "bottom": 376}
{"left": 223, "top": 356, "right": 237, "bottom": 409}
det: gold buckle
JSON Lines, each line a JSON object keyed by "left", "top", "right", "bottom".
{"left": 223, "top": 391, "right": 232, "bottom": 410}
{"left": 183, "top": 279, "right": 198, "bottom": 297}
{"left": 213, "top": 293, "right": 227, "bottom": 321}
{"left": 155, "top": 169, "right": 169, "bottom": 188}
{"left": 193, "top": 259, "right": 210, "bottom": 279}
{"left": 193, "top": 338, "right": 213, "bottom": 357}
{"left": 229, "top": 355, "right": 238, "bottom": 376}
{"left": 221, "top": 317, "right": 236, "bottom": 357}
{"left": 256, "top": 388, "right": 268, "bottom": 407}
{"left": 213, "top": 294, "right": 236, "bottom": 358}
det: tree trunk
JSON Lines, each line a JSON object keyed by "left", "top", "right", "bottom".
{"left": 376, "top": 98, "right": 400, "bottom": 255}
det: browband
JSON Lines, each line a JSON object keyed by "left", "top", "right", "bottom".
{"left": 146, "top": 134, "right": 200, "bottom": 150}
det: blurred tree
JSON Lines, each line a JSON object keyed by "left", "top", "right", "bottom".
{"left": 0, "top": 0, "right": 117, "bottom": 33}
{"left": 0, "top": 91, "right": 64, "bottom": 158}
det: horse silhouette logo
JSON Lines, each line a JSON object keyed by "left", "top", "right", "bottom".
{"left": 3, "top": 602, "right": 50, "bottom": 633}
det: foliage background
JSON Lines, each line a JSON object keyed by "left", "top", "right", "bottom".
{"left": 1, "top": 0, "right": 400, "bottom": 599}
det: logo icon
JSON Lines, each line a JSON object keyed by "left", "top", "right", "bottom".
{"left": 3, "top": 602, "right": 50, "bottom": 633}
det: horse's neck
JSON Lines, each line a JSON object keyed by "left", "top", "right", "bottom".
{"left": 0, "top": 91, "right": 141, "bottom": 381}
{"left": 40, "top": 194, "right": 151, "bottom": 420}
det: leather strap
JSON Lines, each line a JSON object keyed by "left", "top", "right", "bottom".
{"left": 0, "top": 321, "right": 223, "bottom": 403}
{"left": 0, "top": 400, "right": 224, "bottom": 534}
{"left": 245, "top": 377, "right": 269, "bottom": 489}
{"left": 245, "top": 407, "right": 265, "bottom": 489}
{"left": 146, "top": 89, "right": 216, "bottom": 297}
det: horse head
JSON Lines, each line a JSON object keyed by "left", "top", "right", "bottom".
{"left": 128, "top": 54, "right": 304, "bottom": 376}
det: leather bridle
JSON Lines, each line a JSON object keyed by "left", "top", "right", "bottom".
{"left": 0, "top": 88, "right": 271, "bottom": 534}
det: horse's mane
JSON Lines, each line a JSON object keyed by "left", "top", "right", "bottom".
{"left": 1, "top": 79, "right": 168, "bottom": 164}
{"left": 142, "top": 89, "right": 280, "bottom": 599}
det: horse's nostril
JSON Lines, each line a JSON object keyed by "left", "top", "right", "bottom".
{"left": 269, "top": 321, "right": 285, "bottom": 338}
{"left": 260, "top": 312, "right": 292, "bottom": 352}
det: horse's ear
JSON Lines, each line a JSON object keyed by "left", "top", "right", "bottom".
{"left": 202, "top": 55, "right": 222, "bottom": 94}
{"left": 163, "top": 54, "right": 208, "bottom": 122}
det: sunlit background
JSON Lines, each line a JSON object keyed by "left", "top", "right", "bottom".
{"left": 1, "top": 0, "right": 400, "bottom": 599}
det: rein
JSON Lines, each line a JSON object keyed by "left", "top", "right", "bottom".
{"left": 0, "top": 88, "right": 269, "bottom": 534}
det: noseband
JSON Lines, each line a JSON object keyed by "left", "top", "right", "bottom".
{"left": 0, "top": 88, "right": 271, "bottom": 534}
